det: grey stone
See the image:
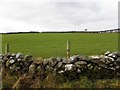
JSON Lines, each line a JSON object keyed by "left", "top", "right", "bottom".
{"left": 65, "top": 64, "right": 76, "bottom": 71}
{"left": 69, "top": 55, "right": 79, "bottom": 63}
{"left": 108, "top": 52, "right": 118, "bottom": 59}
{"left": 0, "top": 58, "right": 2, "bottom": 62}
{"left": 100, "top": 64, "right": 108, "bottom": 69}
{"left": 87, "top": 63, "right": 94, "bottom": 70}
{"left": 43, "top": 59, "right": 49, "bottom": 65}
{"left": 75, "top": 61, "right": 87, "bottom": 65}
{"left": 0, "top": 55, "right": 2, "bottom": 63}
{"left": 98, "top": 67, "right": 101, "bottom": 70}
{"left": 3, "top": 56, "right": 8, "bottom": 61}
{"left": 109, "top": 64, "right": 114, "bottom": 67}
{"left": 11, "top": 53, "right": 16, "bottom": 57}
{"left": 107, "top": 57, "right": 114, "bottom": 63}
{"left": 9, "top": 59, "right": 15, "bottom": 64}
{"left": 0, "top": 57, "right": 2, "bottom": 60}
{"left": 108, "top": 53, "right": 115, "bottom": 57}
{"left": 24, "top": 55, "right": 32, "bottom": 61}
{"left": 19, "top": 61, "right": 24, "bottom": 66}
{"left": 62, "top": 58, "right": 67, "bottom": 64}
{"left": 104, "top": 51, "right": 111, "bottom": 56}
{"left": 116, "top": 66, "right": 120, "bottom": 69}
{"left": 6, "top": 59, "right": 16, "bottom": 67}
{"left": 93, "top": 65, "right": 99, "bottom": 71}
{"left": 117, "top": 52, "right": 120, "bottom": 57}
{"left": 36, "top": 65, "right": 42, "bottom": 71}
{"left": 17, "top": 58, "right": 22, "bottom": 62}
{"left": 116, "top": 72, "right": 120, "bottom": 76}
{"left": 49, "top": 57, "right": 58, "bottom": 67}
{"left": 16, "top": 53, "right": 23, "bottom": 59}
{"left": 10, "top": 57, "right": 13, "bottom": 59}
{"left": 28, "top": 63, "right": 36, "bottom": 74}
{"left": 45, "top": 65, "right": 53, "bottom": 72}
{"left": 87, "top": 63, "right": 92, "bottom": 67}
{"left": 77, "top": 69, "right": 81, "bottom": 73}
{"left": 110, "top": 67, "right": 115, "bottom": 70}
{"left": 57, "top": 57, "right": 62, "bottom": 62}
{"left": 36, "top": 65, "right": 42, "bottom": 75}
{"left": 116, "top": 57, "right": 120, "bottom": 63}
{"left": 57, "top": 62, "right": 63, "bottom": 68}
{"left": 100, "top": 56, "right": 114, "bottom": 64}
{"left": 89, "top": 55, "right": 100, "bottom": 60}
{"left": 58, "top": 70, "right": 64, "bottom": 74}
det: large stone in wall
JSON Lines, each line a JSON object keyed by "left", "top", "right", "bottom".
{"left": 104, "top": 51, "right": 111, "bottom": 56}
{"left": 0, "top": 54, "right": 2, "bottom": 63}
{"left": 45, "top": 65, "right": 53, "bottom": 72}
{"left": 107, "top": 52, "right": 119, "bottom": 60}
{"left": 57, "top": 61, "right": 63, "bottom": 68}
{"left": 65, "top": 64, "right": 76, "bottom": 72}
{"left": 48, "top": 57, "right": 58, "bottom": 67}
{"left": 62, "top": 58, "right": 67, "bottom": 64}
{"left": 36, "top": 64, "right": 44, "bottom": 76}
{"left": 69, "top": 55, "right": 80, "bottom": 63}
{"left": 13, "top": 61, "right": 24, "bottom": 72}
{"left": 6, "top": 58, "right": 16, "bottom": 67}
{"left": 28, "top": 63, "right": 37, "bottom": 75}
{"left": 24, "top": 55, "right": 32, "bottom": 61}
{"left": 43, "top": 57, "right": 58, "bottom": 69}
{"left": 75, "top": 61, "right": 87, "bottom": 65}
{"left": 16, "top": 53, "right": 23, "bottom": 59}
{"left": 53, "top": 61, "right": 64, "bottom": 72}
{"left": 100, "top": 56, "right": 114, "bottom": 64}
{"left": 43, "top": 59, "right": 49, "bottom": 65}
{"left": 56, "top": 57, "right": 63, "bottom": 62}
{"left": 89, "top": 55, "right": 100, "bottom": 60}
{"left": 116, "top": 57, "right": 120, "bottom": 63}
{"left": 24, "top": 61, "right": 33, "bottom": 67}
{"left": 87, "top": 63, "right": 94, "bottom": 70}
{"left": 75, "top": 61, "right": 87, "bottom": 70}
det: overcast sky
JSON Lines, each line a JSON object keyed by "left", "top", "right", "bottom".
{"left": 0, "top": 0, "right": 119, "bottom": 33}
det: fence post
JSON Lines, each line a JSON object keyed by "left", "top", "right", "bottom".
{"left": 5, "top": 43, "right": 9, "bottom": 54}
{"left": 67, "top": 41, "right": 70, "bottom": 62}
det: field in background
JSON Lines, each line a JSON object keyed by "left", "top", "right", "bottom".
{"left": 2, "top": 33, "right": 118, "bottom": 58}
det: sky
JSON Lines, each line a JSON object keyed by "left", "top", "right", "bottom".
{"left": 0, "top": 0, "right": 119, "bottom": 33}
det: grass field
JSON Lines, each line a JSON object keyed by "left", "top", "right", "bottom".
{"left": 2, "top": 33, "right": 118, "bottom": 58}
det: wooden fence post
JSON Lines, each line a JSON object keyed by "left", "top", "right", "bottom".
{"left": 67, "top": 41, "right": 70, "bottom": 61}
{"left": 5, "top": 44, "right": 9, "bottom": 54}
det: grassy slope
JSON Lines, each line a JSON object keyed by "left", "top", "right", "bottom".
{"left": 2, "top": 33, "right": 118, "bottom": 58}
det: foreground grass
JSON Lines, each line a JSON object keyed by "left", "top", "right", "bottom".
{"left": 2, "top": 72, "right": 120, "bottom": 88}
{"left": 2, "top": 33, "right": 118, "bottom": 58}
{"left": 59, "top": 78, "right": 120, "bottom": 88}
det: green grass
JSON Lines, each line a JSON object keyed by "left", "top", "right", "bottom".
{"left": 2, "top": 33, "right": 118, "bottom": 58}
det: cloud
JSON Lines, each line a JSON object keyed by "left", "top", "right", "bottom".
{"left": 0, "top": 0, "right": 119, "bottom": 33}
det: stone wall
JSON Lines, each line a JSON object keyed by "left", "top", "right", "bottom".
{"left": 0, "top": 51, "right": 120, "bottom": 81}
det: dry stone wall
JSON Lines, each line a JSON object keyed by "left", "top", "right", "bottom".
{"left": 0, "top": 51, "right": 120, "bottom": 81}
